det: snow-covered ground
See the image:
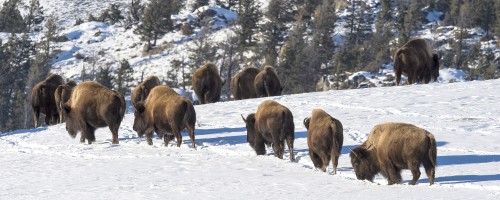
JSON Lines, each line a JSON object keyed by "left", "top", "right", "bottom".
{"left": 1, "top": 80, "right": 500, "bottom": 199}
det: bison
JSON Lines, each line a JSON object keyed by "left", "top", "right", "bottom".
{"left": 303, "top": 109, "right": 344, "bottom": 174}
{"left": 62, "top": 81, "right": 126, "bottom": 144}
{"left": 241, "top": 100, "right": 295, "bottom": 161}
{"left": 131, "top": 76, "right": 161, "bottom": 109}
{"left": 54, "top": 80, "right": 77, "bottom": 123}
{"left": 349, "top": 122, "right": 437, "bottom": 185}
{"left": 254, "top": 65, "right": 283, "bottom": 97}
{"left": 192, "top": 62, "right": 224, "bottom": 104}
{"left": 230, "top": 67, "right": 260, "bottom": 100}
{"left": 32, "top": 74, "right": 65, "bottom": 128}
{"left": 133, "top": 86, "right": 196, "bottom": 147}
{"left": 393, "top": 38, "right": 437, "bottom": 86}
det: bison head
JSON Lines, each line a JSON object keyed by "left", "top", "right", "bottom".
{"left": 133, "top": 102, "right": 148, "bottom": 137}
{"left": 62, "top": 103, "right": 78, "bottom": 138}
{"left": 241, "top": 113, "right": 256, "bottom": 149}
{"left": 349, "top": 147, "right": 379, "bottom": 182}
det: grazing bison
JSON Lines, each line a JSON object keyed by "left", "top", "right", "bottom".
{"left": 131, "top": 76, "right": 161, "bottom": 109}
{"left": 230, "top": 67, "right": 260, "bottom": 100}
{"left": 303, "top": 109, "right": 344, "bottom": 174}
{"left": 393, "top": 38, "right": 437, "bottom": 86}
{"left": 133, "top": 86, "right": 196, "bottom": 147}
{"left": 349, "top": 122, "right": 437, "bottom": 185}
{"left": 430, "top": 51, "right": 440, "bottom": 82}
{"left": 62, "top": 81, "right": 126, "bottom": 144}
{"left": 32, "top": 74, "right": 65, "bottom": 128}
{"left": 241, "top": 100, "right": 295, "bottom": 161}
{"left": 254, "top": 65, "right": 283, "bottom": 97}
{"left": 192, "top": 62, "right": 224, "bottom": 104}
{"left": 54, "top": 80, "right": 77, "bottom": 123}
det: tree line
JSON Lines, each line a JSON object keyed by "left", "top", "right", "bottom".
{"left": 1, "top": 0, "right": 499, "bottom": 133}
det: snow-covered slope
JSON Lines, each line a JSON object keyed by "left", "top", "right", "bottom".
{"left": 1, "top": 80, "right": 499, "bottom": 199}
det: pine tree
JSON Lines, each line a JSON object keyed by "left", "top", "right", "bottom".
{"left": 279, "top": 21, "right": 307, "bottom": 94}
{"left": 471, "top": 0, "right": 495, "bottom": 37}
{"left": 24, "top": 0, "right": 44, "bottom": 32}
{"left": 136, "top": 0, "right": 182, "bottom": 49}
{"left": 236, "top": 0, "right": 261, "bottom": 49}
{"left": 115, "top": 59, "right": 134, "bottom": 95}
{"left": 261, "top": 0, "right": 293, "bottom": 66}
{"left": 0, "top": 0, "right": 26, "bottom": 33}
{"left": 188, "top": 17, "right": 216, "bottom": 68}
{"left": 312, "top": 0, "right": 337, "bottom": 73}
{"left": 215, "top": 0, "right": 238, "bottom": 11}
{"left": 96, "top": 66, "right": 114, "bottom": 89}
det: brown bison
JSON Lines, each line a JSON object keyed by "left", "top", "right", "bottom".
{"left": 133, "top": 86, "right": 196, "bottom": 147}
{"left": 241, "top": 100, "right": 295, "bottom": 161}
{"left": 254, "top": 65, "right": 283, "bottom": 97}
{"left": 32, "top": 74, "right": 65, "bottom": 128}
{"left": 54, "top": 80, "right": 77, "bottom": 123}
{"left": 131, "top": 76, "right": 161, "bottom": 109}
{"left": 192, "top": 62, "right": 224, "bottom": 104}
{"left": 349, "top": 122, "right": 437, "bottom": 185}
{"left": 62, "top": 81, "right": 126, "bottom": 144}
{"left": 230, "top": 67, "right": 260, "bottom": 100}
{"left": 303, "top": 109, "right": 344, "bottom": 174}
{"left": 393, "top": 38, "right": 438, "bottom": 86}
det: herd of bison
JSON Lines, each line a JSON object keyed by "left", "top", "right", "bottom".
{"left": 30, "top": 38, "right": 438, "bottom": 185}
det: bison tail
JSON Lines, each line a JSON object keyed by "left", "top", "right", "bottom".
{"left": 427, "top": 132, "right": 437, "bottom": 167}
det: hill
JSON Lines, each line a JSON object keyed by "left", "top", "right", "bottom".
{"left": 1, "top": 79, "right": 499, "bottom": 199}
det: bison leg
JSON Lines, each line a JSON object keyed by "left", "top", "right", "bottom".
{"left": 82, "top": 124, "right": 96, "bottom": 144}
{"left": 33, "top": 108, "right": 40, "bottom": 128}
{"left": 145, "top": 129, "right": 154, "bottom": 145}
{"left": 253, "top": 132, "right": 266, "bottom": 156}
{"left": 309, "top": 149, "right": 323, "bottom": 170}
{"left": 286, "top": 134, "right": 295, "bottom": 161}
{"left": 331, "top": 149, "right": 340, "bottom": 175}
{"left": 271, "top": 135, "right": 284, "bottom": 159}
{"left": 109, "top": 125, "right": 120, "bottom": 145}
{"left": 80, "top": 134, "right": 86, "bottom": 143}
{"left": 186, "top": 125, "right": 196, "bottom": 149}
{"left": 175, "top": 131, "right": 183, "bottom": 147}
{"left": 409, "top": 165, "right": 421, "bottom": 185}
{"left": 44, "top": 107, "right": 52, "bottom": 126}
{"left": 384, "top": 164, "right": 402, "bottom": 185}
{"left": 423, "top": 158, "right": 435, "bottom": 185}
{"left": 163, "top": 134, "right": 175, "bottom": 146}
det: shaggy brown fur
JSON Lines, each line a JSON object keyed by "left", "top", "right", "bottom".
{"left": 192, "top": 62, "right": 224, "bottom": 104}
{"left": 254, "top": 65, "right": 283, "bottom": 97}
{"left": 431, "top": 51, "right": 440, "bottom": 82}
{"left": 32, "top": 74, "right": 65, "bottom": 128}
{"left": 62, "top": 81, "right": 126, "bottom": 144}
{"left": 393, "top": 38, "right": 437, "bottom": 86}
{"left": 349, "top": 122, "right": 437, "bottom": 185}
{"left": 54, "top": 80, "right": 77, "bottom": 123}
{"left": 133, "top": 86, "right": 196, "bottom": 148}
{"left": 230, "top": 67, "right": 260, "bottom": 100}
{"left": 242, "top": 100, "right": 295, "bottom": 161}
{"left": 131, "top": 76, "right": 160, "bottom": 109}
{"left": 303, "top": 109, "right": 344, "bottom": 174}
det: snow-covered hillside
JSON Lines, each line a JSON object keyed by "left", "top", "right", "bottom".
{"left": 1, "top": 80, "right": 500, "bottom": 199}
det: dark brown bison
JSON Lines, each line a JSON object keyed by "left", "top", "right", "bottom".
{"left": 131, "top": 76, "right": 160, "bottom": 109}
{"left": 192, "top": 62, "right": 224, "bottom": 104}
{"left": 133, "top": 86, "right": 196, "bottom": 147}
{"left": 254, "top": 65, "right": 283, "bottom": 97}
{"left": 303, "top": 109, "right": 344, "bottom": 174}
{"left": 349, "top": 122, "right": 437, "bottom": 185}
{"left": 241, "top": 100, "right": 295, "bottom": 161}
{"left": 54, "top": 80, "right": 77, "bottom": 123}
{"left": 32, "top": 74, "right": 65, "bottom": 128}
{"left": 62, "top": 81, "right": 126, "bottom": 144}
{"left": 230, "top": 67, "right": 260, "bottom": 100}
{"left": 393, "top": 38, "right": 437, "bottom": 86}
{"left": 431, "top": 51, "right": 440, "bottom": 82}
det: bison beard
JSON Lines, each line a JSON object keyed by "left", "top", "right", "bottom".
{"left": 349, "top": 122, "right": 437, "bottom": 185}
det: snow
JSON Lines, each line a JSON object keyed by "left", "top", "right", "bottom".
{"left": 2, "top": 79, "right": 500, "bottom": 199}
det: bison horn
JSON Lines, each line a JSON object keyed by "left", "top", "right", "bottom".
{"left": 349, "top": 148, "right": 359, "bottom": 158}
{"left": 241, "top": 114, "right": 246, "bottom": 122}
